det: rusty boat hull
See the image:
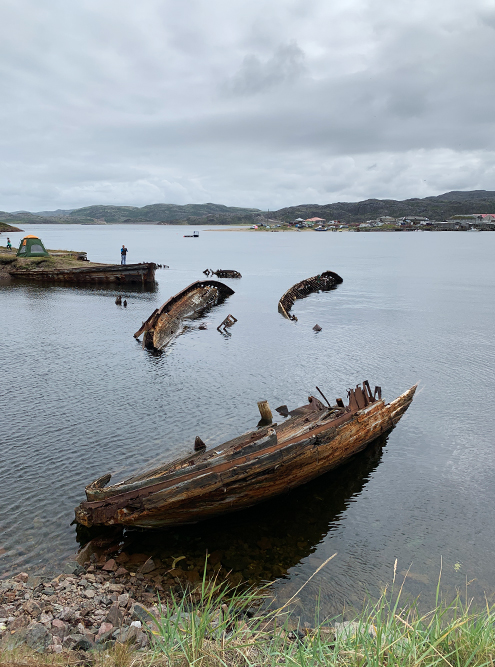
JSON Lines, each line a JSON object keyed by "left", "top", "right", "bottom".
{"left": 134, "top": 279, "right": 235, "bottom": 351}
{"left": 278, "top": 270, "right": 343, "bottom": 320}
{"left": 9, "top": 262, "right": 156, "bottom": 285}
{"left": 75, "top": 382, "right": 417, "bottom": 529}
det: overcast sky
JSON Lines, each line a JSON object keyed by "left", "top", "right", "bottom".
{"left": 1, "top": 0, "right": 495, "bottom": 211}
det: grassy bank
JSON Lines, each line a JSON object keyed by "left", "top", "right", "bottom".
{"left": 3, "top": 564, "right": 495, "bottom": 667}
{"left": 0, "top": 248, "right": 102, "bottom": 272}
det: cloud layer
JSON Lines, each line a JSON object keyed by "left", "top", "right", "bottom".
{"left": 1, "top": 0, "right": 495, "bottom": 210}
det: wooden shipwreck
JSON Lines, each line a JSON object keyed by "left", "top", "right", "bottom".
{"left": 74, "top": 381, "right": 417, "bottom": 529}
{"left": 134, "top": 279, "right": 235, "bottom": 351}
{"left": 9, "top": 262, "right": 157, "bottom": 286}
{"left": 203, "top": 269, "right": 242, "bottom": 278}
{"left": 278, "top": 270, "right": 343, "bottom": 321}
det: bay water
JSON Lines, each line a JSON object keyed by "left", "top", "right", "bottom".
{"left": 1, "top": 224, "right": 494, "bottom": 619}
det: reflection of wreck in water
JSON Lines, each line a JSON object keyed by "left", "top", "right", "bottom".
{"left": 278, "top": 270, "right": 343, "bottom": 321}
{"left": 134, "top": 279, "right": 234, "bottom": 352}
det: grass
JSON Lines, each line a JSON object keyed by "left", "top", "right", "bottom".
{"left": 2, "top": 561, "right": 495, "bottom": 667}
{"left": 0, "top": 248, "right": 101, "bottom": 270}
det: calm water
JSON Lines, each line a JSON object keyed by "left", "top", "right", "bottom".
{"left": 1, "top": 224, "right": 495, "bottom": 618}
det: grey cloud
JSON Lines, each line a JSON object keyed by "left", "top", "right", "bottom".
{"left": 223, "top": 41, "right": 307, "bottom": 96}
{"left": 1, "top": 0, "right": 495, "bottom": 210}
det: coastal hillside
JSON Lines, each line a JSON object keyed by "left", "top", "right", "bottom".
{"left": 1, "top": 190, "right": 495, "bottom": 225}
{"left": 0, "top": 203, "right": 261, "bottom": 225}
{"left": 0, "top": 221, "right": 23, "bottom": 232}
{"left": 273, "top": 190, "right": 495, "bottom": 223}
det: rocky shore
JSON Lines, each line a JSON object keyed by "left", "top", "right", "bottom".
{"left": 0, "top": 554, "right": 168, "bottom": 655}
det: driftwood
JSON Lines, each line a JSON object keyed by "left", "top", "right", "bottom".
{"left": 134, "top": 280, "right": 234, "bottom": 352}
{"left": 278, "top": 270, "right": 343, "bottom": 321}
{"left": 74, "top": 382, "right": 417, "bottom": 529}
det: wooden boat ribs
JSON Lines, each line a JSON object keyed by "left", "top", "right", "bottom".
{"left": 134, "top": 279, "right": 235, "bottom": 352}
{"left": 74, "top": 381, "right": 417, "bottom": 529}
{"left": 203, "top": 269, "right": 242, "bottom": 278}
{"left": 278, "top": 270, "right": 343, "bottom": 321}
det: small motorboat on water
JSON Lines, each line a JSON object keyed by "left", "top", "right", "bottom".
{"left": 74, "top": 382, "right": 417, "bottom": 529}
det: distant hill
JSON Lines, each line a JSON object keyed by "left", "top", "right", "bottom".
{"left": 273, "top": 190, "right": 495, "bottom": 223}
{"left": 0, "top": 221, "right": 22, "bottom": 233}
{"left": 0, "top": 203, "right": 261, "bottom": 225}
{"left": 2, "top": 191, "right": 495, "bottom": 225}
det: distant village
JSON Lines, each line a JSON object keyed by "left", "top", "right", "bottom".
{"left": 250, "top": 213, "right": 495, "bottom": 231}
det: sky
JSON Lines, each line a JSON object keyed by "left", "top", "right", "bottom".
{"left": 1, "top": 0, "right": 495, "bottom": 211}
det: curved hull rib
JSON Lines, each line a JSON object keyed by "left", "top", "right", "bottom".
{"left": 278, "top": 270, "right": 343, "bottom": 320}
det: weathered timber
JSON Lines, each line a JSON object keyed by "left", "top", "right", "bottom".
{"left": 257, "top": 400, "right": 273, "bottom": 423}
{"left": 9, "top": 262, "right": 156, "bottom": 285}
{"left": 134, "top": 279, "right": 235, "bottom": 352}
{"left": 278, "top": 270, "right": 343, "bottom": 321}
{"left": 203, "top": 269, "right": 242, "bottom": 278}
{"left": 217, "top": 313, "right": 237, "bottom": 332}
{"left": 74, "top": 381, "right": 417, "bottom": 529}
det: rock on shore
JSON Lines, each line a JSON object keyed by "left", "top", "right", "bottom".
{"left": 0, "top": 564, "right": 164, "bottom": 654}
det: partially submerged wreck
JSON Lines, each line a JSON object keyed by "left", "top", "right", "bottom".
{"left": 1, "top": 240, "right": 157, "bottom": 285}
{"left": 74, "top": 382, "right": 417, "bottom": 529}
{"left": 9, "top": 262, "right": 157, "bottom": 285}
{"left": 278, "top": 270, "right": 343, "bottom": 321}
{"left": 203, "top": 269, "right": 242, "bottom": 278}
{"left": 134, "top": 279, "right": 235, "bottom": 351}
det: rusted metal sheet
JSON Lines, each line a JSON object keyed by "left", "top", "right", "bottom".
{"left": 278, "top": 270, "right": 343, "bottom": 321}
{"left": 74, "top": 382, "right": 417, "bottom": 529}
{"left": 9, "top": 262, "right": 156, "bottom": 285}
{"left": 134, "top": 279, "right": 234, "bottom": 352}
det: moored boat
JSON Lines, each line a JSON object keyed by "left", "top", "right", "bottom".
{"left": 74, "top": 381, "right": 417, "bottom": 529}
{"left": 134, "top": 279, "right": 235, "bottom": 351}
{"left": 9, "top": 262, "right": 157, "bottom": 285}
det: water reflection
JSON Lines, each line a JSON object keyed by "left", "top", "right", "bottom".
{"left": 76, "top": 434, "right": 390, "bottom": 586}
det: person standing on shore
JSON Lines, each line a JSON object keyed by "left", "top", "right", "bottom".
{"left": 6, "top": 238, "right": 12, "bottom": 250}
{"left": 121, "top": 245, "right": 127, "bottom": 265}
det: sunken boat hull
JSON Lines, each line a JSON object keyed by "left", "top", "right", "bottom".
{"left": 278, "top": 270, "right": 343, "bottom": 320}
{"left": 9, "top": 262, "right": 156, "bottom": 285}
{"left": 134, "top": 279, "right": 234, "bottom": 351}
{"left": 75, "top": 383, "right": 417, "bottom": 529}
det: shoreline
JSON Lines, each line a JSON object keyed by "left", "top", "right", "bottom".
{"left": 3, "top": 555, "right": 495, "bottom": 667}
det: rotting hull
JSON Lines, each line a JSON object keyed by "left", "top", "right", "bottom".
{"left": 9, "top": 262, "right": 156, "bottom": 285}
{"left": 278, "top": 270, "right": 343, "bottom": 320}
{"left": 75, "top": 384, "right": 417, "bottom": 529}
{"left": 134, "top": 279, "right": 234, "bottom": 351}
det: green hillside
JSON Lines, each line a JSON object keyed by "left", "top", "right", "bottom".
{"left": 273, "top": 190, "right": 495, "bottom": 223}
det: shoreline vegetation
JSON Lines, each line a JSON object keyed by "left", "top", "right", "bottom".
{"left": 0, "top": 247, "right": 103, "bottom": 280}
{"left": 2, "top": 554, "right": 495, "bottom": 667}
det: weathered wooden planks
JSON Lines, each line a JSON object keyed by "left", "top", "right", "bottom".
{"left": 74, "top": 383, "right": 417, "bottom": 529}
{"left": 9, "top": 262, "right": 156, "bottom": 285}
{"left": 278, "top": 270, "right": 343, "bottom": 320}
{"left": 134, "top": 279, "right": 235, "bottom": 351}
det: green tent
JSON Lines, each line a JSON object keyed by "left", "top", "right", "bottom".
{"left": 17, "top": 235, "right": 49, "bottom": 257}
